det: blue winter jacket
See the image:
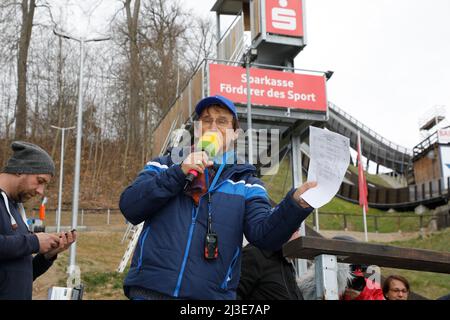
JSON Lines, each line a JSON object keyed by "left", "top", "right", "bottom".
{"left": 119, "top": 152, "right": 313, "bottom": 299}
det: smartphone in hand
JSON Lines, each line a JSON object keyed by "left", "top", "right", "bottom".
{"left": 60, "top": 229, "right": 77, "bottom": 238}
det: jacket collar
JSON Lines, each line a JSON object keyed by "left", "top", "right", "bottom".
{"left": 211, "top": 151, "right": 256, "bottom": 187}
{"left": 167, "top": 147, "right": 257, "bottom": 185}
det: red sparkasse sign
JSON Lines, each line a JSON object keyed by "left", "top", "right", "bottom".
{"left": 265, "top": 0, "right": 304, "bottom": 37}
{"left": 208, "top": 63, "right": 327, "bottom": 112}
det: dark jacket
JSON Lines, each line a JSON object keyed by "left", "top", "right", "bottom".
{"left": 119, "top": 152, "right": 313, "bottom": 299}
{"left": 0, "top": 190, "right": 54, "bottom": 300}
{"left": 237, "top": 244, "right": 303, "bottom": 300}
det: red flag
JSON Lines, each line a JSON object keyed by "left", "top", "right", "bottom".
{"left": 357, "top": 131, "right": 369, "bottom": 211}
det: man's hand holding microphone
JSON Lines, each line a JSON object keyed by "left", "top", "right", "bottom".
{"left": 181, "top": 151, "right": 214, "bottom": 177}
{"left": 182, "top": 150, "right": 215, "bottom": 189}
{"left": 182, "top": 132, "right": 221, "bottom": 188}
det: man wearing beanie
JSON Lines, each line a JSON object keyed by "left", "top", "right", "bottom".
{"left": 0, "top": 141, "right": 77, "bottom": 300}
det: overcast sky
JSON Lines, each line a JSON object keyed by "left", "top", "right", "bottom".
{"left": 52, "top": 0, "right": 450, "bottom": 150}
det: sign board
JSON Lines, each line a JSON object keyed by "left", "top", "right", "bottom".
{"left": 265, "top": 0, "right": 304, "bottom": 37}
{"left": 208, "top": 63, "right": 327, "bottom": 112}
{"left": 437, "top": 129, "right": 450, "bottom": 144}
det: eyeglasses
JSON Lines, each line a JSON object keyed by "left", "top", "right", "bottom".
{"left": 199, "top": 117, "right": 232, "bottom": 128}
{"left": 389, "top": 288, "right": 408, "bottom": 294}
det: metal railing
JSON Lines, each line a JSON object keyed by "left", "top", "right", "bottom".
{"left": 150, "top": 60, "right": 207, "bottom": 156}
{"left": 310, "top": 211, "right": 438, "bottom": 234}
{"left": 329, "top": 102, "right": 413, "bottom": 156}
{"left": 336, "top": 175, "right": 450, "bottom": 210}
{"left": 28, "top": 208, "right": 125, "bottom": 228}
{"left": 413, "top": 130, "right": 439, "bottom": 157}
{"left": 217, "top": 13, "right": 246, "bottom": 62}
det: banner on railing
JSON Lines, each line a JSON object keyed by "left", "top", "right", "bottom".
{"left": 208, "top": 63, "right": 327, "bottom": 112}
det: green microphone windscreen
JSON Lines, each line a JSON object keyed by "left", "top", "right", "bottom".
{"left": 197, "top": 132, "right": 220, "bottom": 157}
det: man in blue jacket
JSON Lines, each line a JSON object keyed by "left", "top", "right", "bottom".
{"left": 120, "top": 95, "right": 317, "bottom": 300}
{"left": 0, "top": 141, "right": 76, "bottom": 300}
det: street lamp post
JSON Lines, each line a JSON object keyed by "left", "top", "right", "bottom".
{"left": 244, "top": 48, "right": 257, "bottom": 164}
{"left": 53, "top": 29, "right": 110, "bottom": 281}
{"left": 51, "top": 125, "right": 75, "bottom": 233}
{"left": 245, "top": 54, "right": 253, "bottom": 164}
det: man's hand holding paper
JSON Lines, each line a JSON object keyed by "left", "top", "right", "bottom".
{"left": 300, "top": 126, "right": 350, "bottom": 208}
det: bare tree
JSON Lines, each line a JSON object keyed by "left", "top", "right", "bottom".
{"left": 15, "top": 0, "right": 36, "bottom": 139}
{"left": 123, "top": 0, "right": 141, "bottom": 162}
{"left": 182, "top": 17, "right": 216, "bottom": 74}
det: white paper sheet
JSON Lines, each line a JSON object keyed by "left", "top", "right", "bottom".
{"left": 300, "top": 126, "right": 350, "bottom": 208}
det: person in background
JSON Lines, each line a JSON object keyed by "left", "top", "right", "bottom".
{"left": 298, "top": 235, "right": 384, "bottom": 300}
{"left": 382, "top": 275, "right": 410, "bottom": 300}
{"left": 0, "top": 141, "right": 76, "bottom": 300}
{"left": 342, "top": 263, "right": 384, "bottom": 300}
{"left": 237, "top": 230, "right": 303, "bottom": 300}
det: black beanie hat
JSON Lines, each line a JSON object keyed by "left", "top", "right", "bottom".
{"left": 2, "top": 141, "right": 55, "bottom": 176}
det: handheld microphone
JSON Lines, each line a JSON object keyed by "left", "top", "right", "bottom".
{"left": 185, "top": 132, "right": 220, "bottom": 188}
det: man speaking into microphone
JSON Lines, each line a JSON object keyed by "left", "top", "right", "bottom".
{"left": 119, "top": 95, "right": 317, "bottom": 300}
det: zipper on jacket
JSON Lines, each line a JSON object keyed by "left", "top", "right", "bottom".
{"left": 137, "top": 226, "right": 150, "bottom": 270}
{"left": 171, "top": 160, "right": 249, "bottom": 297}
{"left": 173, "top": 205, "right": 199, "bottom": 297}
{"left": 220, "top": 246, "right": 240, "bottom": 290}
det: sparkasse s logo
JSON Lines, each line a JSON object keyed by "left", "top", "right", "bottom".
{"left": 266, "top": 0, "right": 303, "bottom": 37}
{"left": 272, "top": 0, "right": 296, "bottom": 30}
